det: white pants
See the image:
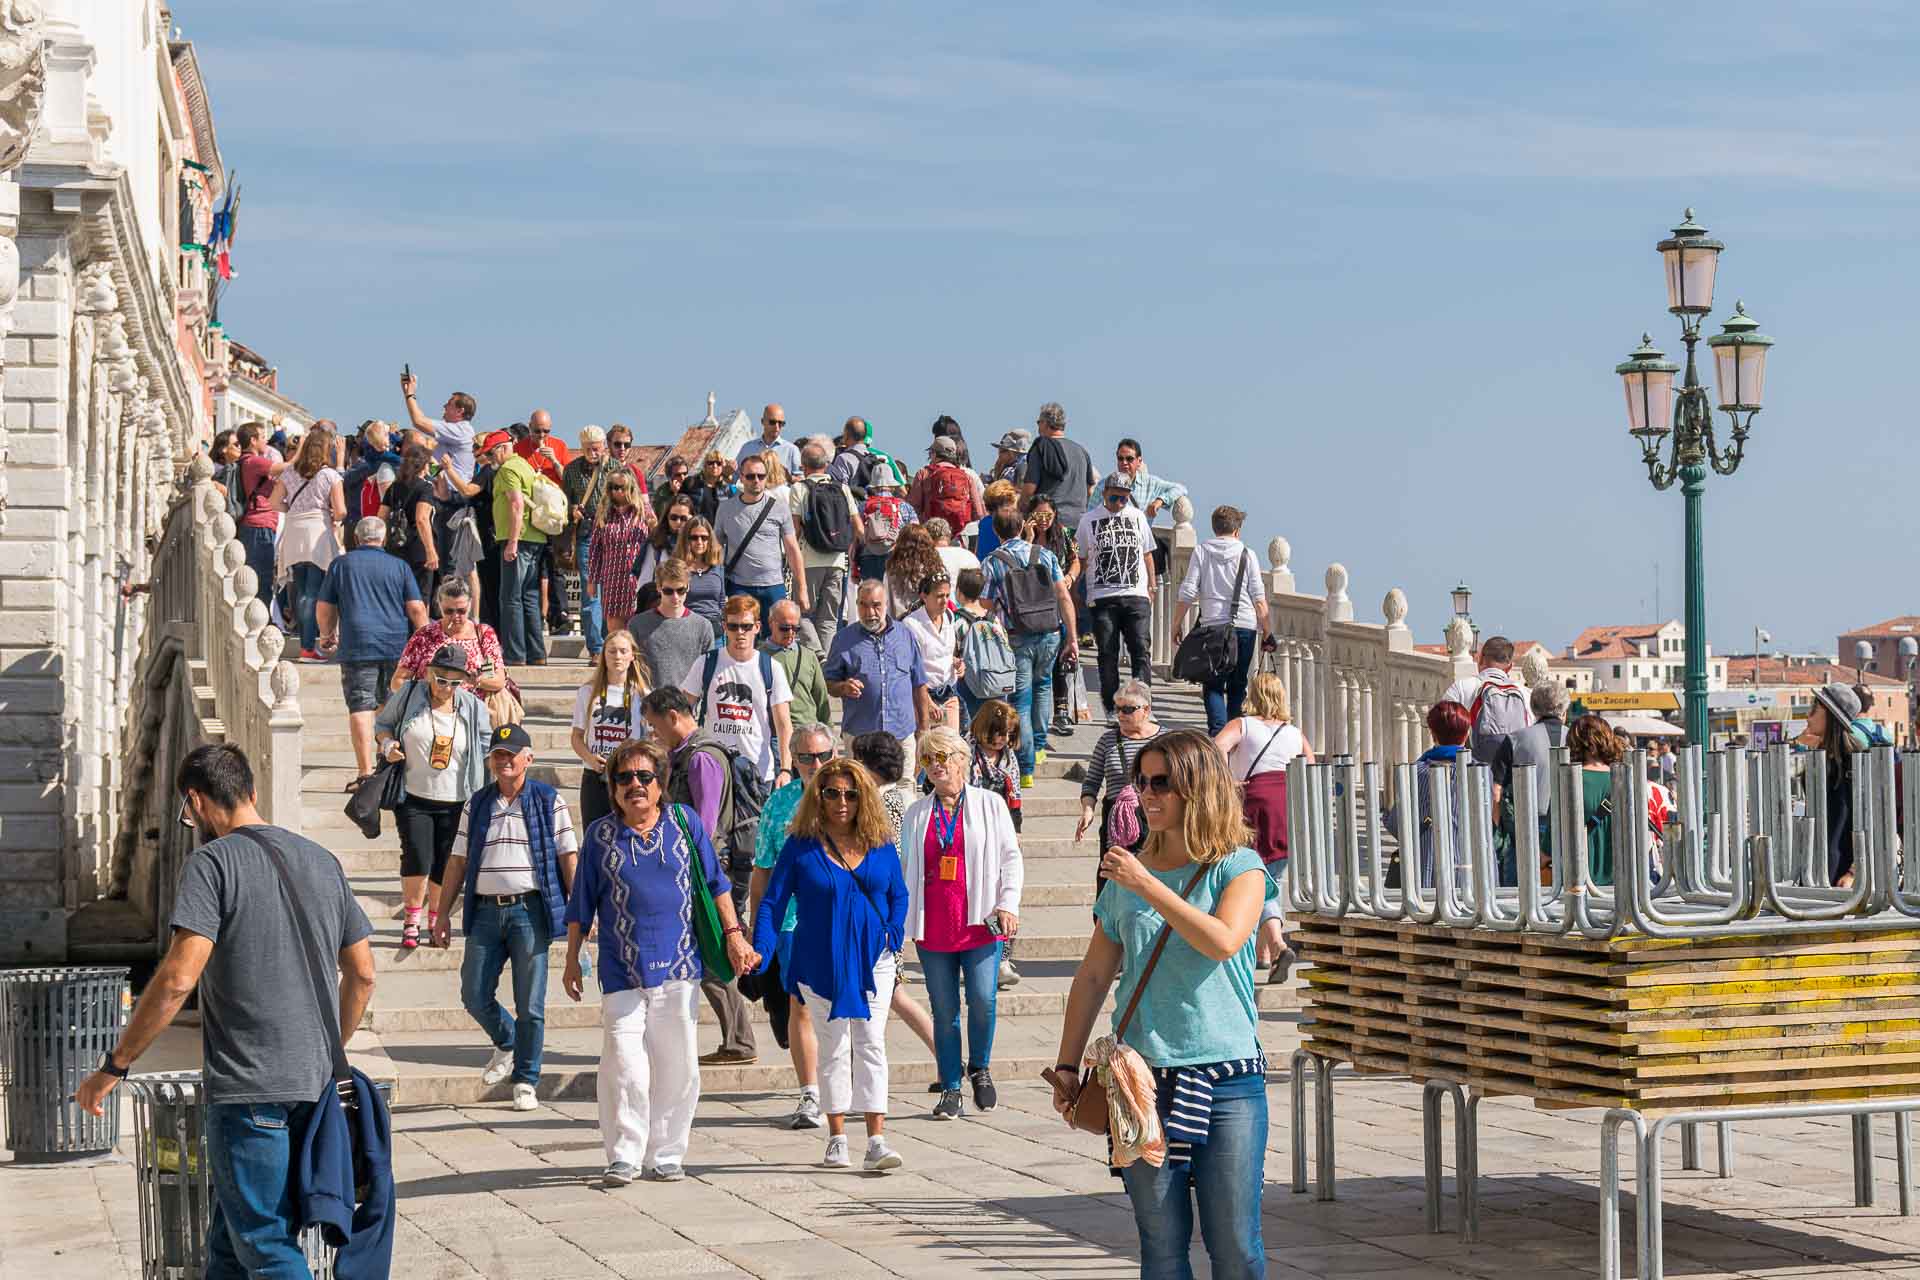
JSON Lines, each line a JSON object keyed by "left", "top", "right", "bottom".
{"left": 801, "top": 953, "right": 895, "bottom": 1117}
{"left": 598, "top": 980, "right": 700, "bottom": 1171}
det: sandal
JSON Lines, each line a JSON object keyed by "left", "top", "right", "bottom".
{"left": 401, "top": 908, "right": 423, "bottom": 950}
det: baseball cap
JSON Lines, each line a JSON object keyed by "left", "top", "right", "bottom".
{"left": 928, "top": 437, "right": 959, "bottom": 461}
{"left": 488, "top": 723, "right": 534, "bottom": 755}
{"left": 992, "top": 430, "right": 1031, "bottom": 454}
{"left": 428, "top": 643, "right": 471, "bottom": 674}
{"left": 479, "top": 430, "right": 513, "bottom": 452}
{"left": 1102, "top": 470, "right": 1133, "bottom": 493}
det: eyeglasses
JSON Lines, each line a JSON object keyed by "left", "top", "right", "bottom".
{"left": 820, "top": 786, "right": 859, "bottom": 803}
{"left": 658, "top": 586, "right": 688, "bottom": 597}
{"left": 687, "top": 533, "right": 711, "bottom": 543}
{"left": 1135, "top": 771, "right": 1176, "bottom": 795}
{"left": 1104, "top": 492, "right": 1130, "bottom": 505}
{"left": 724, "top": 622, "right": 757, "bottom": 633}
{"left": 764, "top": 419, "right": 785, "bottom": 428}
{"left": 1116, "top": 703, "right": 1148, "bottom": 714}
{"left": 1117, "top": 453, "right": 1139, "bottom": 464}
{"left": 795, "top": 750, "right": 833, "bottom": 765}
{"left": 667, "top": 512, "right": 689, "bottom": 523}
{"left": 704, "top": 460, "right": 724, "bottom": 470}
{"left": 431, "top": 674, "right": 463, "bottom": 687}
{"left": 441, "top": 607, "right": 469, "bottom": 617}
{"left": 609, "top": 440, "right": 631, "bottom": 451}
{"left": 177, "top": 797, "right": 196, "bottom": 831}
{"left": 772, "top": 623, "right": 799, "bottom": 634}
{"left": 740, "top": 471, "right": 766, "bottom": 482}
{"left": 610, "top": 769, "right": 657, "bottom": 787}
{"left": 921, "top": 749, "right": 957, "bottom": 766}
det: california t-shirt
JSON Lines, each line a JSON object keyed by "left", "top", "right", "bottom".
{"left": 678, "top": 651, "right": 793, "bottom": 781}
{"left": 572, "top": 684, "right": 645, "bottom": 760}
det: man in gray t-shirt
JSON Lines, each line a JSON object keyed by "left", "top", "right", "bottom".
{"left": 75, "top": 743, "right": 376, "bottom": 1276}
{"left": 629, "top": 560, "right": 719, "bottom": 689}
{"left": 715, "top": 455, "right": 810, "bottom": 630}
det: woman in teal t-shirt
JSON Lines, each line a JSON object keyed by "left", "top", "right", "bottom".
{"left": 1050, "top": 728, "right": 1273, "bottom": 1280}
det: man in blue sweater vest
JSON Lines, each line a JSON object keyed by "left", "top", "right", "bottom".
{"left": 433, "top": 723, "right": 579, "bottom": 1109}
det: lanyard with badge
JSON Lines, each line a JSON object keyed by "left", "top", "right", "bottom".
{"left": 428, "top": 708, "right": 456, "bottom": 770}
{"left": 931, "top": 796, "right": 961, "bottom": 881}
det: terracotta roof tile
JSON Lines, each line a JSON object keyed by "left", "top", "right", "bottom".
{"left": 1723, "top": 658, "right": 1902, "bottom": 688}
{"left": 1842, "top": 616, "right": 1920, "bottom": 638}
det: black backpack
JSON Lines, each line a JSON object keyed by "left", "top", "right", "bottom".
{"left": 988, "top": 544, "right": 1060, "bottom": 636}
{"left": 798, "top": 477, "right": 855, "bottom": 555}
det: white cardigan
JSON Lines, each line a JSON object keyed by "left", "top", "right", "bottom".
{"left": 900, "top": 785, "right": 1024, "bottom": 943}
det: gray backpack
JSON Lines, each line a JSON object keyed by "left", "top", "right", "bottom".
{"left": 1468, "top": 677, "right": 1530, "bottom": 765}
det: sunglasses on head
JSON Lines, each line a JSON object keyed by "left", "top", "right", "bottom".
{"left": 1134, "top": 771, "right": 1175, "bottom": 795}
{"left": 610, "top": 769, "right": 657, "bottom": 787}
{"left": 820, "top": 785, "right": 859, "bottom": 803}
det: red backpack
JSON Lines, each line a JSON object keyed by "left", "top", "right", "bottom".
{"left": 921, "top": 463, "right": 974, "bottom": 531}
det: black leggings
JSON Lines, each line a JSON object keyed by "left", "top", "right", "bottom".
{"left": 397, "top": 796, "right": 464, "bottom": 882}
{"left": 580, "top": 772, "right": 612, "bottom": 830}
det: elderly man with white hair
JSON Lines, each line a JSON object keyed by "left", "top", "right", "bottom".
{"left": 902, "top": 725, "right": 1022, "bottom": 1120}
{"left": 316, "top": 515, "right": 430, "bottom": 785}
{"left": 562, "top": 425, "right": 616, "bottom": 655}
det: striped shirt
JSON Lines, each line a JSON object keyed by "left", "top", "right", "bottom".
{"left": 1157, "top": 1056, "right": 1266, "bottom": 1167}
{"left": 1082, "top": 728, "right": 1154, "bottom": 804}
{"left": 456, "top": 790, "right": 580, "bottom": 895}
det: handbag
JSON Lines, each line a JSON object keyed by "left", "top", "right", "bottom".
{"left": 235, "top": 828, "right": 391, "bottom": 1210}
{"left": 667, "top": 804, "right": 735, "bottom": 984}
{"left": 1044, "top": 864, "right": 1208, "bottom": 1136}
{"left": 1171, "top": 550, "right": 1252, "bottom": 683}
{"left": 343, "top": 759, "right": 406, "bottom": 839}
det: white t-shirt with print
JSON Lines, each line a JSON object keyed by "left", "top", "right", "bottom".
{"left": 1076, "top": 505, "right": 1154, "bottom": 603}
{"left": 571, "top": 683, "right": 646, "bottom": 762}
{"left": 401, "top": 705, "right": 468, "bottom": 803}
{"left": 678, "top": 649, "right": 793, "bottom": 781}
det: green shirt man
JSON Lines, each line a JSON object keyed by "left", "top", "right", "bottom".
{"left": 492, "top": 453, "right": 548, "bottom": 545}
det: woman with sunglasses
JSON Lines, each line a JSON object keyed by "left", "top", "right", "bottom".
{"left": 393, "top": 578, "right": 509, "bottom": 699}
{"left": 571, "top": 631, "right": 653, "bottom": 828}
{"left": 374, "top": 643, "right": 495, "bottom": 949}
{"left": 632, "top": 494, "right": 694, "bottom": 608}
{"left": 752, "top": 758, "right": 910, "bottom": 1173}
{"left": 674, "top": 516, "right": 727, "bottom": 639}
{"left": 900, "top": 570, "right": 963, "bottom": 731}
{"left": 1051, "top": 729, "right": 1274, "bottom": 1279}
{"left": 563, "top": 739, "right": 758, "bottom": 1187}
{"left": 902, "top": 727, "right": 1022, "bottom": 1121}
{"left": 585, "top": 469, "right": 651, "bottom": 635}
{"left": 684, "top": 451, "right": 734, "bottom": 524}
{"left": 1076, "top": 680, "right": 1162, "bottom": 868}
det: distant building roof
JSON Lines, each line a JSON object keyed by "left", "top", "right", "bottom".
{"left": 1568, "top": 623, "right": 1670, "bottom": 660}
{"left": 1724, "top": 658, "right": 1901, "bottom": 688}
{"left": 1841, "top": 616, "right": 1920, "bottom": 638}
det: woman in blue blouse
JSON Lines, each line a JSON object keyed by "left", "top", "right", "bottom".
{"left": 754, "top": 757, "right": 910, "bottom": 1174}
{"left": 1050, "top": 729, "right": 1274, "bottom": 1280}
{"left": 563, "top": 739, "right": 758, "bottom": 1188}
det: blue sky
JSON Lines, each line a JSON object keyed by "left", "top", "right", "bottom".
{"left": 188, "top": 2, "right": 1920, "bottom": 657}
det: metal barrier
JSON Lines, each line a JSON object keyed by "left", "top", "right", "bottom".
{"left": 1284, "top": 743, "right": 1920, "bottom": 939}
{"left": 128, "top": 1072, "right": 391, "bottom": 1279}
{"left": 0, "top": 966, "right": 130, "bottom": 1160}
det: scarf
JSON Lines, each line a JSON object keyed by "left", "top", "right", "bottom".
{"left": 1154, "top": 1056, "right": 1266, "bottom": 1167}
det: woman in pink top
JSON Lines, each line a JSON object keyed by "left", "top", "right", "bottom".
{"left": 900, "top": 725, "right": 1023, "bottom": 1120}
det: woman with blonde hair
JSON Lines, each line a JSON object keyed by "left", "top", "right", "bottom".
{"left": 758, "top": 450, "right": 791, "bottom": 489}
{"left": 585, "top": 468, "right": 651, "bottom": 634}
{"left": 1213, "top": 671, "right": 1312, "bottom": 983}
{"left": 1050, "top": 729, "right": 1274, "bottom": 1279}
{"left": 674, "top": 516, "right": 727, "bottom": 637}
{"left": 570, "top": 630, "right": 654, "bottom": 828}
{"left": 753, "top": 758, "right": 910, "bottom": 1173}
{"left": 272, "top": 424, "right": 346, "bottom": 660}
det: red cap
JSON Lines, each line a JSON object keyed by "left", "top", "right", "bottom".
{"left": 479, "top": 430, "right": 512, "bottom": 452}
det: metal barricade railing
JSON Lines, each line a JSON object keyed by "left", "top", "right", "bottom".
{"left": 129, "top": 1071, "right": 392, "bottom": 1279}
{"left": 0, "top": 967, "right": 130, "bottom": 1160}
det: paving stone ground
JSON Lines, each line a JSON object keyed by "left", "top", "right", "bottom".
{"left": 12, "top": 1063, "right": 1920, "bottom": 1278}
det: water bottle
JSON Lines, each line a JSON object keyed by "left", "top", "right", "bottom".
{"left": 579, "top": 950, "right": 596, "bottom": 994}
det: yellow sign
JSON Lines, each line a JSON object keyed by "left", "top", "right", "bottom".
{"left": 1576, "top": 691, "right": 1682, "bottom": 711}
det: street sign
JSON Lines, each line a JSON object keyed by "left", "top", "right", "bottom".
{"left": 1574, "top": 692, "right": 1682, "bottom": 711}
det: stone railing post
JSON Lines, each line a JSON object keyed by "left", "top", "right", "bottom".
{"left": 1151, "top": 498, "right": 1198, "bottom": 672}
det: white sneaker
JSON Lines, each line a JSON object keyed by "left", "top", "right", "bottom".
{"left": 998, "top": 958, "right": 1021, "bottom": 989}
{"left": 864, "top": 1138, "right": 903, "bottom": 1173}
{"left": 821, "top": 1135, "right": 851, "bottom": 1168}
{"left": 481, "top": 1047, "right": 514, "bottom": 1087}
{"left": 788, "top": 1094, "right": 825, "bottom": 1130}
{"left": 512, "top": 1083, "right": 538, "bottom": 1111}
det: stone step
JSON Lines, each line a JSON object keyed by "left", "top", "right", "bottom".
{"left": 374, "top": 1012, "right": 1302, "bottom": 1107}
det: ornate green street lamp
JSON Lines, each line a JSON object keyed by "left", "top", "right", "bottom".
{"left": 1615, "top": 209, "right": 1775, "bottom": 748}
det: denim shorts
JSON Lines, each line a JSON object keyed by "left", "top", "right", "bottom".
{"left": 340, "top": 660, "right": 397, "bottom": 713}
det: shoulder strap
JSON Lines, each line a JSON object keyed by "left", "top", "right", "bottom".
{"left": 697, "top": 650, "right": 720, "bottom": 725}
{"left": 232, "top": 828, "right": 351, "bottom": 1084}
{"left": 1113, "top": 865, "right": 1210, "bottom": 1042}
{"left": 1242, "top": 720, "right": 1282, "bottom": 782}
{"left": 1224, "top": 549, "right": 1249, "bottom": 619}
{"left": 758, "top": 650, "right": 776, "bottom": 720}
{"left": 725, "top": 498, "right": 778, "bottom": 576}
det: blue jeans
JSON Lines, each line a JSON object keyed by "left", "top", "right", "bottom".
{"left": 205, "top": 1099, "right": 318, "bottom": 1279}
{"left": 291, "top": 561, "right": 326, "bottom": 654}
{"left": 1120, "top": 1073, "right": 1268, "bottom": 1279}
{"left": 498, "top": 542, "right": 548, "bottom": 665}
{"left": 459, "top": 896, "right": 551, "bottom": 1085}
{"left": 1202, "top": 628, "right": 1258, "bottom": 737}
{"left": 577, "top": 529, "right": 604, "bottom": 654}
{"left": 920, "top": 939, "right": 1000, "bottom": 1089}
{"left": 726, "top": 579, "right": 788, "bottom": 638}
{"left": 1010, "top": 630, "right": 1061, "bottom": 775}
{"left": 238, "top": 526, "right": 276, "bottom": 605}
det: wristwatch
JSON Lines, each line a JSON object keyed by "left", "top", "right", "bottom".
{"left": 97, "top": 1051, "right": 130, "bottom": 1079}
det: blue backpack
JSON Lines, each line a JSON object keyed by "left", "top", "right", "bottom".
{"left": 957, "top": 609, "right": 1016, "bottom": 700}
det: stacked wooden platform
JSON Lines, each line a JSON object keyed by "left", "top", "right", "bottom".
{"left": 1294, "top": 912, "right": 1920, "bottom": 1114}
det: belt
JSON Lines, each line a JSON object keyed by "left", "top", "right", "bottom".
{"left": 480, "top": 890, "right": 541, "bottom": 907}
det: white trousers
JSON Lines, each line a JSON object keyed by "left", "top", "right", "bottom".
{"left": 598, "top": 980, "right": 701, "bottom": 1171}
{"left": 800, "top": 953, "right": 895, "bottom": 1117}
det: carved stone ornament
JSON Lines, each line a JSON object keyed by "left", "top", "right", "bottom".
{"left": 78, "top": 260, "right": 116, "bottom": 313}
{"left": 1324, "top": 563, "right": 1349, "bottom": 600}
{"left": 1383, "top": 588, "right": 1408, "bottom": 627}
{"left": 1268, "top": 536, "right": 1291, "bottom": 573}
{"left": 187, "top": 450, "right": 214, "bottom": 483}
{"left": 1519, "top": 646, "right": 1552, "bottom": 690}
{"left": 269, "top": 660, "right": 301, "bottom": 703}
{"left": 1169, "top": 494, "right": 1194, "bottom": 527}
{"left": 1445, "top": 615, "right": 1474, "bottom": 658}
{"left": 99, "top": 311, "right": 129, "bottom": 362}
{"left": 254, "top": 622, "right": 284, "bottom": 667}
{"left": 0, "top": 0, "right": 45, "bottom": 174}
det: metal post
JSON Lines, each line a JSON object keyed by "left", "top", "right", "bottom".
{"left": 1682, "top": 462, "right": 1708, "bottom": 748}
{"left": 1898, "top": 1112, "right": 1914, "bottom": 1216}
{"left": 1314, "top": 1054, "right": 1337, "bottom": 1202}
{"left": 1680, "top": 1120, "right": 1702, "bottom": 1171}
{"left": 1716, "top": 1121, "right": 1734, "bottom": 1178}
{"left": 1855, "top": 1113, "right": 1878, "bottom": 1207}
{"left": 1422, "top": 1084, "right": 1444, "bottom": 1233}
{"left": 1289, "top": 1047, "right": 1310, "bottom": 1194}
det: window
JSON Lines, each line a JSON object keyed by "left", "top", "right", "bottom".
{"left": 1641, "top": 678, "right": 1652, "bottom": 691}
{"left": 1613, "top": 665, "right": 1622, "bottom": 679}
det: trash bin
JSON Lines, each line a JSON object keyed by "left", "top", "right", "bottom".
{"left": 129, "top": 1071, "right": 392, "bottom": 1280}
{"left": 0, "top": 965, "right": 130, "bottom": 1160}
